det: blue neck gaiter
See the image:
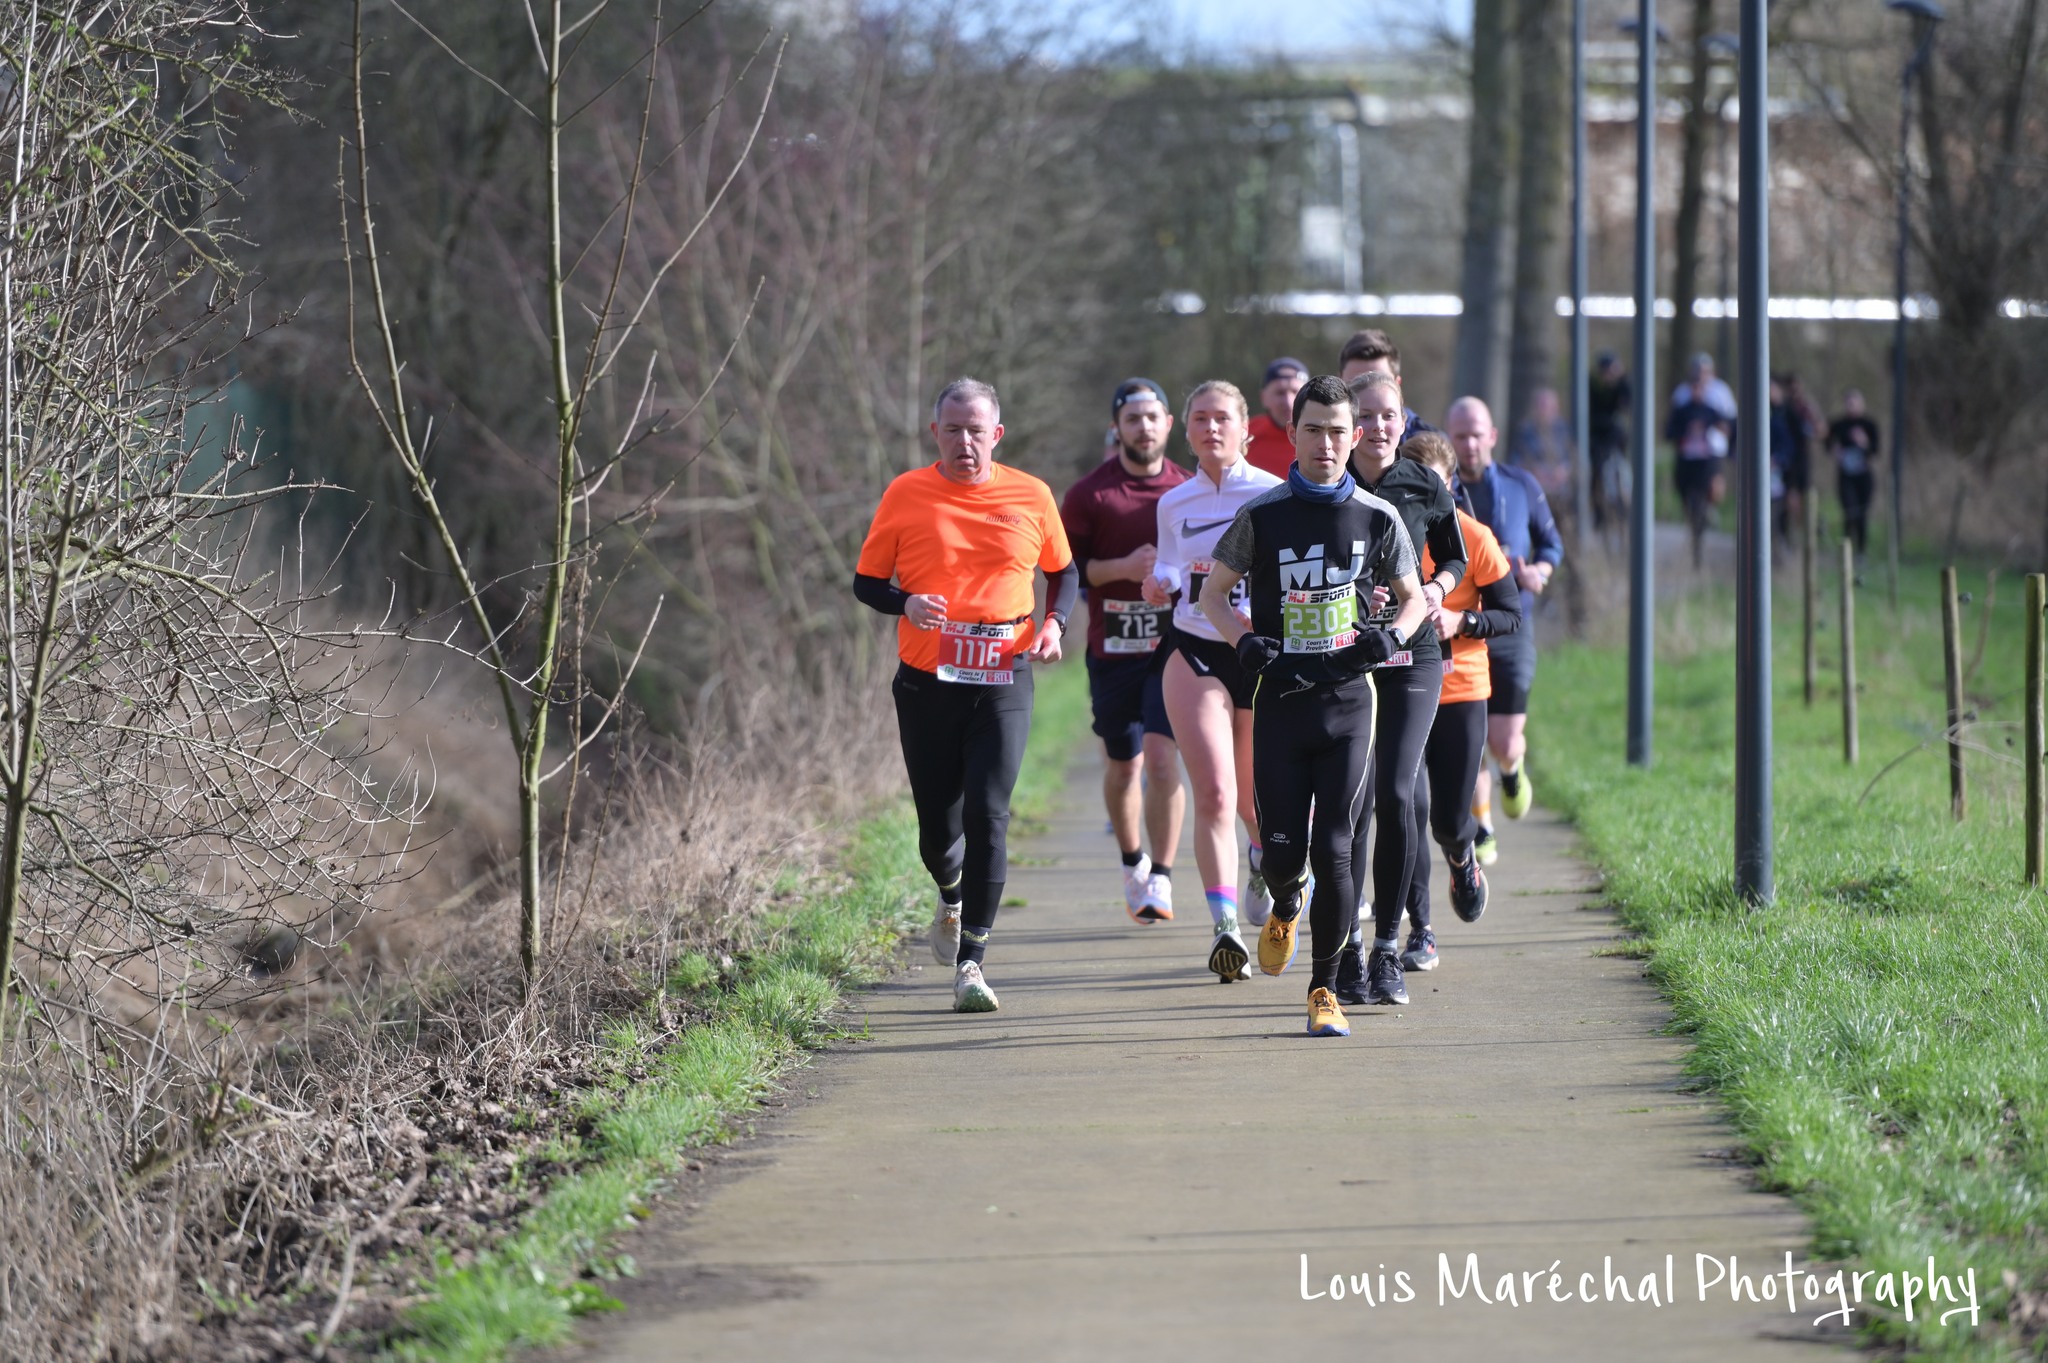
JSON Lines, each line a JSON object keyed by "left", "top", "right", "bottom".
{"left": 1287, "top": 465, "right": 1356, "bottom": 505}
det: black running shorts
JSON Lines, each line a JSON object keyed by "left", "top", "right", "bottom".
{"left": 1165, "top": 628, "right": 1257, "bottom": 710}
{"left": 1486, "top": 631, "right": 1536, "bottom": 716}
{"left": 1086, "top": 652, "right": 1172, "bottom": 761}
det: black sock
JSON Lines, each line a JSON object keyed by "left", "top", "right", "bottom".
{"left": 1120, "top": 848, "right": 1144, "bottom": 868}
{"left": 957, "top": 924, "right": 990, "bottom": 966}
{"left": 938, "top": 873, "right": 963, "bottom": 908}
{"left": 1151, "top": 863, "right": 1172, "bottom": 879}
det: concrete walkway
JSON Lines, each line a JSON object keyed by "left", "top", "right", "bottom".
{"left": 569, "top": 747, "right": 1848, "bottom": 1362}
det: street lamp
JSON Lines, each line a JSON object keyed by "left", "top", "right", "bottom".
{"left": 1734, "top": 0, "right": 1771, "bottom": 903}
{"left": 1621, "top": 9, "right": 1662, "bottom": 768}
{"left": 1570, "top": 0, "right": 1592, "bottom": 548}
{"left": 1884, "top": 0, "right": 1944, "bottom": 612}
{"left": 1703, "top": 33, "right": 1740, "bottom": 376}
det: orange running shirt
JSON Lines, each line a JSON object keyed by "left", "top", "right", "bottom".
{"left": 1422, "top": 509, "right": 1511, "bottom": 705}
{"left": 855, "top": 463, "right": 1074, "bottom": 675}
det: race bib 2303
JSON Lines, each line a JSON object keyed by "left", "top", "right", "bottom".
{"left": 1282, "top": 585, "right": 1359, "bottom": 654}
{"left": 936, "top": 620, "right": 1019, "bottom": 684}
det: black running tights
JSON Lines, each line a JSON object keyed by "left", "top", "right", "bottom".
{"left": 1404, "top": 697, "right": 1489, "bottom": 928}
{"left": 1350, "top": 660, "right": 1443, "bottom": 944}
{"left": 892, "top": 662, "right": 1034, "bottom": 964}
{"left": 1250, "top": 678, "right": 1376, "bottom": 991}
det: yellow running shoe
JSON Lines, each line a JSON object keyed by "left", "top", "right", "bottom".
{"left": 1257, "top": 911, "right": 1298, "bottom": 976}
{"left": 1501, "top": 761, "right": 1533, "bottom": 819}
{"left": 1306, "top": 987, "right": 1350, "bottom": 1036}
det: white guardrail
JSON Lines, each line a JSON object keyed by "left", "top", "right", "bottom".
{"left": 1153, "top": 291, "right": 2048, "bottom": 321}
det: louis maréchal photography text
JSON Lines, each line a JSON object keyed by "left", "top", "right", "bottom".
{"left": 1297, "top": 1251, "right": 1984, "bottom": 1330}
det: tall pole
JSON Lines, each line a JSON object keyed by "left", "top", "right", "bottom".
{"left": 1569, "top": 0, "right": 1592, "bottom": 543}
{"left": 1887, "top": 54, "right": 1912, "bottom": 612}
{"left": 1627, "top": 0, "right": 1658, "bottom": 768}
{"left": 1888, "top": 14, "right": 1940, "bottom": 613}
{"left": 1734, "top": 0, "right": 1772, "bottom": 904}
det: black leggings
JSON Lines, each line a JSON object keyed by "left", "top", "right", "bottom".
{"left": 1250, "top": 678, "right": 1376, "bottom": 992}
{"left": 892, "top": 662, "right": 1034, "bottom": 965}
{"left": 1405, "top": 698, "right": 1489, "bottom": 929}
{"left": 1839, "top": 470, "right": 1874, "bottom": 555}
{"left": 1351, "top": 659, "right": 1443, "bottom": 945}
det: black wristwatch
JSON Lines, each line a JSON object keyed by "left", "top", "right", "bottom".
{"left": 1461, "top": 610, "right": 1478, "bottom": 637}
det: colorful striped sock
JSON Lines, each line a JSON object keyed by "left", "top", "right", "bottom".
{"left": 1205, "top": 886, "right": 1239, "bottom": 928}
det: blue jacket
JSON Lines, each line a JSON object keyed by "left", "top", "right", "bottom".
{"left": 1455, "top": 461, "right": 1563, "bottom": 617}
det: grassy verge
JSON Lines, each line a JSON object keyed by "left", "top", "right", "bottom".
{"left": 378, "top": 662, "right": 1088, "bottom": 1362}
{"left": 1537, "top": 558, "right": 2045, "bottom": 1361}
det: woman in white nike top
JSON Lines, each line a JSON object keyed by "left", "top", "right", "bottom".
{"left": 1143, "top": 380, "right": 1284, "bottom": 982}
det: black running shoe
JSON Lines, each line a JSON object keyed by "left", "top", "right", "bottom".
{"left": 1333, "top": 941, "right": 1368, "bottom": 1006}
{"left": 1366, "top": 947, "right": 1408, "bottom": 1006}
{"left": 1449, "top": 847, "right": 1489, "bottom": 923}
{"left": 1401, "top": 926, "right": 1439, "bottom": 972}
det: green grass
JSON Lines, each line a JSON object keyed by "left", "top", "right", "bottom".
{"left": 383, "top": 660, "right": 1091, "bottom": 1361}
{"left": 1537, "top": 556, "right": 2046, "bottom": 1361}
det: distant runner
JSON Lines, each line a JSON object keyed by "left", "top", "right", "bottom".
{"left": 1199, "top": 374, "right": 1429, "bottom": 1039}
{"left": 1337, "top": 328, "right": 1436, "bottom": 443}
{"left": 854, "top": 378, "right": 1077, "bottom": 1013}
{"left": 1398, "top": 433, "right": 1523, "bottom": 956}
{"left": 1246, "top": 357, "right": 1307, "bottom": 478}
{"left": 1445, "top": 395, "right": 1562, "bottom": 867}
{"left": 1144, "top": 380, "right": 1283, "bottom": 981}
{"left": 1061, "top": 379, "right": 1191, "bottom": 922}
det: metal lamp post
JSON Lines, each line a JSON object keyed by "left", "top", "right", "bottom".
{"left": 1884, "top": 0, "right": 1945, "bottom": 612}
{"left": 1733, "top": 0, "right": 1772, "bottom": 904}
{"left": 1621, "top": 11, "right": 1664, "bottom": 767}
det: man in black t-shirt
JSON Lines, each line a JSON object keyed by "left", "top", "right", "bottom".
{"left": 1198, "top": 374, "right": 1430, "bottom": 1038}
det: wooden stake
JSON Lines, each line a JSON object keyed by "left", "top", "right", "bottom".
{"left": 1941, "top": 566, "right": 1967, "bottom": 821}
{"left": 2026, "top": 572, "right": 2044, "bottom": 887}
{"left": 1802, "top": 494, "right": 1818, "bottom": 706}
{"left": 1841, "top": 538, "right": 1858, "bottom": 765}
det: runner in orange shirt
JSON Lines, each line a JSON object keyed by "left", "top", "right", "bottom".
{"left": 854, "top": 378, "right": 1077, "bottom": 1013}
{"left": 1397, "top": 432, "right": 1522, "bottom": 964}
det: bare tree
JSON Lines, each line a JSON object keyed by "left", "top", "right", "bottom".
{"left": 342, "top": 0, "right": 780, "bottom": 993}
{"left": 1506, "top": 0, "right": 1568, "bottom": 439}
{"left": 0, "top": 0, "right": 418, "bottom": 1043}
{"left": 1454, "top": 0, "right": 1519, "bottom": 409}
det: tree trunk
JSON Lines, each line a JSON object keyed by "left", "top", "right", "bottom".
{"left": 1668, "top": 0, "right": 1718, "bottom": 389}
{"left": 1454, "top": 0, "right": 1519, "bottom": 411}
{"left": 1506, "top": 0, "right": 1567, "bottom": 441}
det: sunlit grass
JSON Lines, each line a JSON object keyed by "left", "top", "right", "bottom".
{"left": 1538, "top": 556, "right": 2046, "bottom": 1360}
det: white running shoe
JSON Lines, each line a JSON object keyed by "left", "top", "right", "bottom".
{"left": 953, "top": 960, "right": 999, "bottom": 1012}
{"left": 1136, "top": 871, "right": 1174, "bottom": 922}
{"left": 930, "top": 898, "right": 961, "bottom": 966}
{"left": 1120, "top": 853, "right": 1153, "bottom": 918}
{"left": 1243, "top": 865, "right": 1273, "bottom": 927}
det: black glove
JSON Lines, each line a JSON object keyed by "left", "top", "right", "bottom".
{"left": 1235, "top": 633, "right": 1283, "bottom": 674}
{"left": 1303, "top": 625, "right": 1403, "bottom": 686}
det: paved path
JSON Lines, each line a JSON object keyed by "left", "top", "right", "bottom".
{"left": 569, "top": 747, "right": 1848, "bottom": 1362}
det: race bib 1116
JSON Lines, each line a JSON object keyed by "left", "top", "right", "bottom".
{"left": 936, "top": 619, "right": 1019, "bottom": 684}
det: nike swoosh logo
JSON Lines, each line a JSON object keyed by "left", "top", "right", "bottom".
{"left": 1181, "top": 517, "right": 1236, "bottom": 535}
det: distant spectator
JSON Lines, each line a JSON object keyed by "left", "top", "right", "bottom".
{"left": 1588, "top": 351, "right": 1631, "bottom": 526}
{"left": 1666, "top": 351, "right": 1735, "bottom": 516}
{"left": 1508, "top": 386, "right": 1574, "bottom": 506}
{"left": 1828, "top": 388, "right": 1881, "bottom": 558}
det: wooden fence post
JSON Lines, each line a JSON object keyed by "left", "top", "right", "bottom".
{"left": 2026, "top": 572, "right": 2044, "bottom": 887}
{"left": 1803, "top": 494, "right": 1818, "bottom": 707}
{"left": 1841, "top": 539, "right": 1858, "bottom": 765}
{"left": 1942, "top": 565, "right": 1966, "bottom": 821}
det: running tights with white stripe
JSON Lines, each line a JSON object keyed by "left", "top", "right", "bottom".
{"left": 1250, "top": 676, "right": 1376, "bottom": 991}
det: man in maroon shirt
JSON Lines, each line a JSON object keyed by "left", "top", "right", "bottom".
{"left": 1061, "top": 378, "right": 1191, "bottom": 922}
{"left": 1246, "top": 357, "right": 1306, "bottom": 478}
